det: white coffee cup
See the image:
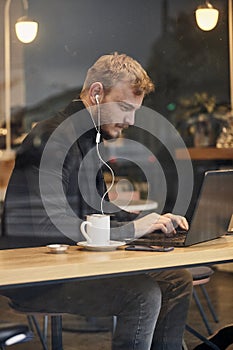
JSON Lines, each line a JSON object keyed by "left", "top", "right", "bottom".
{"left": 80, "top": 214, "right": 110, "bottom": 246}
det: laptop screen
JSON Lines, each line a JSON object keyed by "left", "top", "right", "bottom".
{"left": 185, "top": 169, "right": 233, "bottom": 245}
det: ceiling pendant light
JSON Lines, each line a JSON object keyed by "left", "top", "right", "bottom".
{"left": 15, "top": 16, "right": 38, "bottom": 43}
{"left": 195, "top": 1, "right": 219, "bottom": 31}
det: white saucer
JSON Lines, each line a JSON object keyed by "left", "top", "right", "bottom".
{"left": 77, "top": 240, "right": 125, "bottom": 251}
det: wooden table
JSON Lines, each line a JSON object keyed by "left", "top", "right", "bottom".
{"left": 175, "top": 147, "right": 233, "bottom": 160}
{"left": 0, "top": 235, "right": 232, "bottom": 288}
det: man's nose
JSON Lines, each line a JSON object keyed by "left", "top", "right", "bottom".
{"left": 124, "top": 113, "right": 135, "bottom": 125}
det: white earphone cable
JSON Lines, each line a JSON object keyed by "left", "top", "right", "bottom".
{"left": 95, "top": 98, "right": 115, "bottom": 214}
{"left": 74, "top": 97, "right": 116, "bottom": 214}
{"left": 96, "top": 143, "right": 115, "bottom": 214}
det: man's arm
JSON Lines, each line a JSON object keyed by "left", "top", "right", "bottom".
{"left": 104, "top": 200, "right": 188, "bottom": 241}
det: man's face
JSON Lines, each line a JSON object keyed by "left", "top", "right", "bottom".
{"left": 99, "top": 81, "right": 144, "bottom": 140}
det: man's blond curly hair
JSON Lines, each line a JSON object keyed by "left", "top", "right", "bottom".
{"left": 80, "top": 52, "right": 154, "bottom": 98}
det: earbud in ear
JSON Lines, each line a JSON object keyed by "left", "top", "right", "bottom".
{"left": 95, "top": 94, "right": 100, "bottom": 104}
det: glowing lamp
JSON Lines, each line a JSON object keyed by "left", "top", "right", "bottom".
{"left": 195, "top": 2, "right": 219, "bottom": 31}
{"left": 15, "top": 17, "right": 38, "bottom": 43}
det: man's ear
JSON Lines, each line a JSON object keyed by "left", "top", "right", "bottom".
{"left": 89, "top": 82, "right": 104, "bottom": 104}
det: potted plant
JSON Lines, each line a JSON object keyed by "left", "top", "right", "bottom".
{"left": 174, "top": 92, "right": 230, "bottom": 147}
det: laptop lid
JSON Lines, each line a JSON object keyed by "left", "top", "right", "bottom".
{"left": 184, "top": 169, "right": 233, "bottom": 246}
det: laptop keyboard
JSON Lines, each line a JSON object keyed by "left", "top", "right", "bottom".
{"left": 132, "top": 230, "right": 188, "bottom": 246}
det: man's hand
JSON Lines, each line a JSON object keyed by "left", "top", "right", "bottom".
{"left": 134, "top": 213, "right": 189, "bottom": 238}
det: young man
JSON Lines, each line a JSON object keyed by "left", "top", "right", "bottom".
{"left": 1, "top": 53, "right": 192, "bottom": 349}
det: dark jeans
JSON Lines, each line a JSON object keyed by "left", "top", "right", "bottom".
{"left": 3, "top": 269, "right": 192, "bottom": 350}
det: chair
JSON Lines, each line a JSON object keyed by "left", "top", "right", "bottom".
{"left": 27, "top": 310, "right": 63, "bottom": 350}
{"left": 27, "top": 314, "right": 63, "bottom": 350}
{"left": 188, "top": 266, "right": 219, "bottom": 335}
{"left": 184, "top": 266, "right": 219, "bottom": 349}
{"left": 0, "top": 323, "right": 33, "bottom": 350}
{"left": 9, "top": 302, "right": 63, "bottom": 350}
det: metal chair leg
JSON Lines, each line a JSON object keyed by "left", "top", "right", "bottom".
{"left": 112, "top": 316, "right": 117, "bottom": 335}
{"left": 27, "top": 315, "right": 34, "bottom": 331}
{"left": 182, "top": 338, "right": 189, "bottom": 350}
{"left": 200, "top": 285, "right": 219, "bottom": 323}
{"left": 51, "top": 315, "right": 63, "bottom": 350}
{"left": 28, "top": 314, "right": 63, "bottom": 350}
{"left": 193, "top": 288, "right": 213, "bottom": 335}
{"left": 28, "top": 315, "right": 49, "bottom": 350}
{"left": 43, "top": 315, "right": 49, "bottom": 344}
{"left": 185, "top": 325, "right": 221, "bottom": 350}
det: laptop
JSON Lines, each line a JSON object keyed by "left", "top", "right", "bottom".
{"left": 131, "top": 169, "right": 233, "bottom": 247}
